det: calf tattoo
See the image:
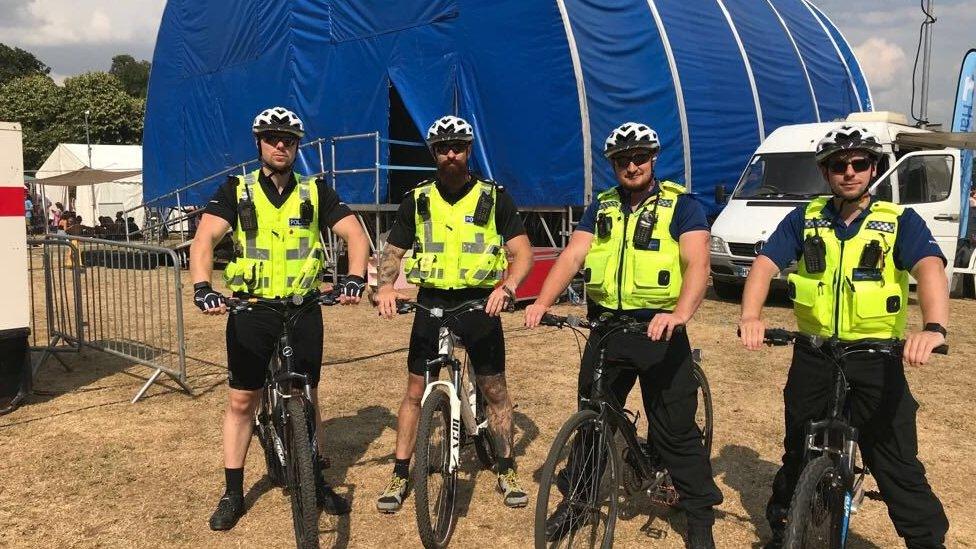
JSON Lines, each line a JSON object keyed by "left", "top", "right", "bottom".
{"left": 478, "top": 373, "right": 514, "bottom": 459}
{"left": 377, "top": 244, "right": 406, "bottom": 287}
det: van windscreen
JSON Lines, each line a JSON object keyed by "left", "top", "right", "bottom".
{"left": 732, "top": 153, "right": 829, "bottom": 199}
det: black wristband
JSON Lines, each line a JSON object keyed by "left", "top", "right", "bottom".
{"left": 923, "top": 323, "right": 947, "bottom": 337}
{"left": 193, "top": 281, "right": 212, "bottom": 291}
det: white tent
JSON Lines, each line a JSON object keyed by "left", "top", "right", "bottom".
{"left": 35, "top": 144, "right": 144, "bottom": 228}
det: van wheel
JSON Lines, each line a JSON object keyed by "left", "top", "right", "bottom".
{"left": 712, "top": 279, "right": 743, "bottom": 301}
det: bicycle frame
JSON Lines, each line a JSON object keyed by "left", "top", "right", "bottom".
{"left": 419, "top": 318, "right": 486, "bottom": 475}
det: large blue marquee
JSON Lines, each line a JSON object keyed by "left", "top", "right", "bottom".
{"left": 143, "top": 0, "right": 870, "bottom": 212}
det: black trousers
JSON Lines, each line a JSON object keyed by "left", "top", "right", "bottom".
{"left": 767, "top": 343, "right": 948, "bottom": 548}
{"left": 578, "top": 328, "right": 722, "bottom": 526}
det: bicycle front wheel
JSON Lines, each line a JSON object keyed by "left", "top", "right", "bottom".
{"left": 534, "top": 409, "right": 619, "bottom": 549}
{"left": 783, "top": 456, "right": 848, "bottom": 549}
{"left": 414, "top": 388, "right": 458, "bottom": 549}
{"left": 285, "top": 397, "right": 320, "bottom": 549}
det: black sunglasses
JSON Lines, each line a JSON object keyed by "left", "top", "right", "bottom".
{"left": 433, "top": 142, "right": 468, "bottom": 155}
{"left": 260, "top": 134, "right": 298, "bottom": 147}
{"left": 613, "top": 151, "right": 653, "bottom": 169}
{"left": 827, "top": 158, "right": 873, "bottom": 174}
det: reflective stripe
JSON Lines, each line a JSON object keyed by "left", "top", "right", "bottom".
{"left": 287, "top": 276, "right": 296, "bottom": 288}
{"left": 421, "top": 221, "right": 446, "bottom": 253}
{"left": 286, "top": 236, "right": 312, "bottom": 260}
{"left": 460, "top": 269, "right": 495, "bottom": 281}
{"left": 227, "top": 274, "right": 244, "bottom": 286}
{"left": 299, "top": 180, "right": 310, "bottom": 200}
{"left": 245, "top": 235, "right": 271, "bottom": 260}
{"left": 461, "top": 232, "right": 489, "bottom": 254}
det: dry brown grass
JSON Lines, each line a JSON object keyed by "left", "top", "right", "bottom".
{"left": 1, "top": 273, "right": 973, "bottom": 548}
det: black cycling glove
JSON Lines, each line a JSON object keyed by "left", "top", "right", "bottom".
{"left": 337, "top": 275, "right": 367, "bottom": 298}
{"left": 193, "top": 282, "right": 225, "bottom": 311}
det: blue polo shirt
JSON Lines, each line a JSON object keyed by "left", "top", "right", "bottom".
{"left": 576, "top": 184, "right": 709, "bottom": 239}
{"left": 759, "top": 197, "right": 945, "bottom": 272}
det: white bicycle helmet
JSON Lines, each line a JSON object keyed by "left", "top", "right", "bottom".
{"left": 603, "top": 122, "right": 660, "bottom": 159}
{"left": 426, "top": 115, "right": 474, "bottom": 145}
{"left": 252, "top": 107, "right": 305, "bottom": 139}
{"left": 815, "top": 125, "right": 882, "bottom": 163}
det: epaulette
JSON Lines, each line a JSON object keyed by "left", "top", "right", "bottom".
{"left": 405, "top": 178, "right": 436, "bottom": 197}
{"left": 869, "top": 200, "right": 904, "bottom": 216}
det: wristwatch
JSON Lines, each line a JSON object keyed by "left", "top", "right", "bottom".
{"left": 923, "top": 323, "right": 947, "bottom": 337}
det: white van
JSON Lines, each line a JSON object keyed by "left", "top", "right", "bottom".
{"left": 709, "top": 111, "right": 974, "bottom": 299}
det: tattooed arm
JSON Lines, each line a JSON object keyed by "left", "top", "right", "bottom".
{"left": 375, "top": 244, "right": 407, "bottom": 319}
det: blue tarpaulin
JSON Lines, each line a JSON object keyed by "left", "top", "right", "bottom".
{"left": 144, "top": 0, "right": 870, "bottom": 213}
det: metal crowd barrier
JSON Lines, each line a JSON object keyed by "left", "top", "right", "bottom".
{"left": 27, "top": 235, "right": 191, "bottom": 403}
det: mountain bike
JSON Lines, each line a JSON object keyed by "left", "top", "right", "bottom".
{"left": 761, "top": 329, "right": 947, "bottom": 549}
{"left": 397, "top": 297, "right": 504, "bottom": 549}
{"left": 225, "top": 289, "right": 344, "bottom": 549}
{"left": 534, "top": 313, "right": 713, "bottom": 548}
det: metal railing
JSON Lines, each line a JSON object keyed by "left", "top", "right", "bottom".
{"left": 27, "top": 235, "right": 191, "bottom": 403}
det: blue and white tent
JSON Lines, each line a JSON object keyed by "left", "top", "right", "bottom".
{"left": 143, "top": 0, "right": 870, "bottom": 212}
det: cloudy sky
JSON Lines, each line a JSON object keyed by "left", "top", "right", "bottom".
{"left": 0, "top": 0, "right": 972, "bottom": 127}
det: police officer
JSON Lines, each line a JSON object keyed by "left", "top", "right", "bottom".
{"left": 372, "top": 115, "right": 534, "bottom": 512}
{"left": 738, "top": 125, "right": 950, "bottom": 548}
{"left": 525, "top": 122, "right": 722, "bottom": 548}
{"left": 189, "top": 107, "right": 371, "bottom": 530}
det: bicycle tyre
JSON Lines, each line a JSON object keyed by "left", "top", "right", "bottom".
{"left": 472, "top": 384, "right": 497, "bottom": 470}
{"left": 285, "top": 397, "right": 320, "bottom": 549}
{"left": 256, "top": 381, "right": 285, "bottom": 487}
{"left": 414, "top": 389, "right": 458, "bottom": 549}
{"left": 534, "top": 409, "right": 619, "bottom": 549}
{"left": 783, "top": 456, "right": 847, "bottom": 549}
{"left": 691, "top": 361, "right": 714, "bottom": 456}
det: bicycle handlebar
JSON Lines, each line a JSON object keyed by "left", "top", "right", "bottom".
{"left": 540, "top": 312, "right": 685, "bottom": 336}
{"left": 759, "top": 328, "right": 948, "bottom": 356}
{"left": 394, "top": 297, "right": 491, "bottom": 319}
{"left": 225, "top": 288, "right": 345, "bottom": 315}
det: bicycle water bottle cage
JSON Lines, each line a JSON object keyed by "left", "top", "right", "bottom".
{"left": 472, "top": 190, "right": 494, "bottom": 226}
{"left": 803, "top": 235, "right": 827, "bottom": 273}
{"left": 596, "top": 213, "right": 612, "bottom": 238}
{"left": 299, "top": 199, "right": 314, "bottom": 225}
{"left": 416, "top": 194, "right": 431, "bottom": 221}
{"left": 238, "top": 198, "right": 258, "bottom": 232}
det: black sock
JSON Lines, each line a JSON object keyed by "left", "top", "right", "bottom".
{"left": 497, "top": 456, "right": 514, "bottom": 473}
{"left": 225, "top": 467, "right": 244, "bottom": 496}
{"left": 393, "top": 458, "right": 410, "bottom": 479}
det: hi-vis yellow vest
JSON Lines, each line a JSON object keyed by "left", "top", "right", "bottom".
{"left": 584, "top": 181, "right": 685, "bottom": 310}
{"left": 788, "top": 197, "right": 908, "bottom": 340}
{"left": 402, "top": 179, "right": 508, "bottom": 289}
{"left": 223, "top": 170, "right": 324, "bottom": 298}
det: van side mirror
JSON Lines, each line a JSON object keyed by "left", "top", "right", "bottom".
{"left": 714, "top": 184, "right": 728, "bottom": 205}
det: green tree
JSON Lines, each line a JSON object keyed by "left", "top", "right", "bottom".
{"left": 0, "top": 43, "right": 51, "bottom": 87}
{"left": 58, "top": 72, "right": 144, "bottom": 146}
{"left": 0, "top": 74, "right": 63, "bottom": 169}
{"left": 109, "top": 54, "right": 151, "bottom": 98}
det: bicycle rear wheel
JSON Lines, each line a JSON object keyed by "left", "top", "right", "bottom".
{"left": 285, "top": 397, "right": 320, "bottom": 549}
{"left": 691, "top": 359, "right": 713, "bottom": 456}
{"left": 534, "top": 409, "right": 619, "bottom": 549}
{"left": 472, "top": 382, "right": 497, "bottom": 470}
{"left": 414, "top": 389, "right": 458, "bottom": 549}
{"left": 256, "top": 383, "right": 284, "bottom": 487}
{"left": 783, "top": 456, "right": 848, "bottom": 549}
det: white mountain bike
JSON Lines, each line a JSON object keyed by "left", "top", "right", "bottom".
{"left": 396, "top": 297, "right": 503, "bottom": 548}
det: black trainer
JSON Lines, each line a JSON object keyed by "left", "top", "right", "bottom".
{"left": 208, "top": 492, "right": 245, "bottom": 531}
{"left": 686, "top": 523, "right": 716, "bottom": 549}
{"left": 317, "top": 481, "right": 351, "bottom": 515}
{"left": 545, "top": 500, "right": 589, "bottom": 542}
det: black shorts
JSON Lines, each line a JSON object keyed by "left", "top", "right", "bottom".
{"left": 407, "top": 287, "right": 505, "bottom": 377}
{"left": 225, "top": 304, "right": 323, "bottom": 391}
